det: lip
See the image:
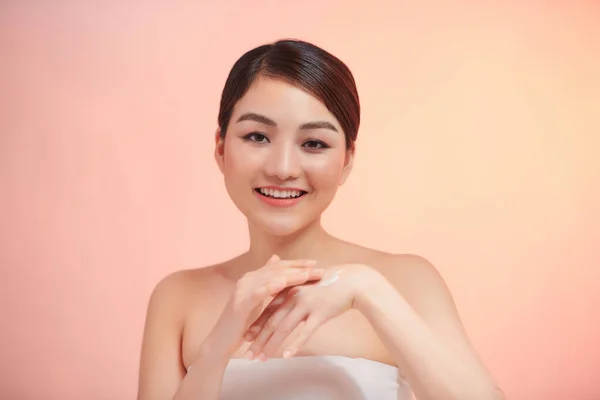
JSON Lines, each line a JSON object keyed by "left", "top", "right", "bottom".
{"left": 256, "top": 185, "right": 308, "bottom": 192}
{"left": 254, "top": 186, "right": 308, "bottom": 208}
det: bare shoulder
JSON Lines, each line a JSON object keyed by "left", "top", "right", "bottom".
{"left": 344, "top": 243, "right": 446, "bottom": 303}
{"left": 149, "top": 267, "right": 212, "bottom": 301}
{"left": 147, "top": 263, "right": 230, "bottom": 314}
{"left": 349, "top": 245, "right": 460, "bottom": 325}
{"left": 371, "top": 252, "right": 451, "bottom": 306}
{"left": 138, "top": 264, "right": 230, "bottom": 400}
{"left": 364, "top": 249, "right": 492, "bottom": 368}
{"left": 145, "top": 255, "right": 247, "bottom": 337}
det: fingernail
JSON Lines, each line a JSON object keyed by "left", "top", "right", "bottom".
{"left": 283, "top": 350, "right": 292, "bottom": 358}
{"left": 259, "top": 352, "right": 267, "bottom": 362}
{"left": 245, "top": 350, "right": 254, "bottom": 360}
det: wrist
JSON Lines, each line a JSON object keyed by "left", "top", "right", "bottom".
{"left": 195, "top": 334, "right": 232, "bottom": 367}
{"left": 351, "top": 266, "right": 387, "bottom": 312}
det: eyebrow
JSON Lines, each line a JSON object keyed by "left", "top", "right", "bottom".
{"left": 236, "top": 112, "right": 338, "bottom": 133}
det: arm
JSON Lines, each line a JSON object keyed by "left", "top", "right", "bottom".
{"left": 355, "top": 255, "right": 505, "bottom": 400}
{"left": 136, "top": 271, "right": 227, "bottom": 400}
{"left": 172, "top": 345, "right": 229, "bottom": 400}
{"left": 137, "top": 258, "right": 325, "bottom": 400}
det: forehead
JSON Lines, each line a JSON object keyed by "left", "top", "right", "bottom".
{"left": 232, "top": 76, "right": 340, "bottom": 128}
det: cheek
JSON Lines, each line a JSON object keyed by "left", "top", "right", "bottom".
{"left": 303, "top": 154, "right": 346, "bottom": 187}
{"left": 223, "top": 141, "right": 261, "bottom": 176}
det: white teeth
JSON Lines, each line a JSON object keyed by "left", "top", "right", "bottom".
{"left": 259, "top": 188, "right": 303, "bottom": 198}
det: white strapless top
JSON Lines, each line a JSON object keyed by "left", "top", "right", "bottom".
{"left": 219, "top": 355, "right": 413, "bottom": 400}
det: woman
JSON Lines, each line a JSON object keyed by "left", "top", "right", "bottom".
{"left": 136, "top": 39, "right": 505, "bottom": 400}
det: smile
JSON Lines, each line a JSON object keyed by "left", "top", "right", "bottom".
{"left": 256, "top": 188, "right": 306, "bottom": 198}
{"left": 254, "top": 187, "right": 308, "bottom": 207}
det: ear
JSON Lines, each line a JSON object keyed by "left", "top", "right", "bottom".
{"left": 214, "top": 128, "right": 225, "bottom": 174}
{"left": 339, "top": 144, "right": 355, "bottom": 186}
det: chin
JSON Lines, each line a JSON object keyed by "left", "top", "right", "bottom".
{"left": 229, "top": 191, "right": 332, "bottom": 237}
{"left": 249, "top": 214, "right": 316, "bottom": 238}
{"left": 256, "top": 220, "right": 308, "bottom": 237}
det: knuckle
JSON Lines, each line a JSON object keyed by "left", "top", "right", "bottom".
{"left": 264, "top": 318, "right": 278, "bottom": 333}
{"left": 278, "top": 324, "right": 293, "bottom": 336}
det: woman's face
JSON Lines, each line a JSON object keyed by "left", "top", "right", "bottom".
{"left": 215, "top": 76, "right": 354, "bottom": 236}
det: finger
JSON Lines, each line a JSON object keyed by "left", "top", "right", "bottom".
{"left": 282, "top": 315, "right": 322, "bottom": 359}
{"left": 252, "top": 274, "right": 300, "bottom": 299}
{"left": 277, "top": 268, "right": 324, "bottom": 287}
{"left": 262, "top": 270, "right": 323, "bottom": 297}
{"left": 267, "top": 267, "right": 323, "bottom": 279}
{"left": 262, "top": 306, "right": 308, "bottom": 358}
{"left": 246, "top": 298, "right": 298, "bottom": 358}
{"left": 244, "top": 290, "right": 290, "bottom": 341}
{"left": 305, "top": 268, "right": 325, "bottom": 281}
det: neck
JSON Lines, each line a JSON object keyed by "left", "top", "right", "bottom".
{"left": 245, "top": 219, "right": 335, "bottom": 267}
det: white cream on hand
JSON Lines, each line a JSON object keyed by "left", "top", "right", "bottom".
{"left": 318, "top": 270, "right": 342, "bottom": 287}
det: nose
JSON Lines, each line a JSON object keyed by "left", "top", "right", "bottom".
{"left": 263, "top": 140, "right": 301, "bottom": 181}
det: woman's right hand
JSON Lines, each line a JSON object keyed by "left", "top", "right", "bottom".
{"left": 195, "top": 254, "right": 323, "bottom": 363}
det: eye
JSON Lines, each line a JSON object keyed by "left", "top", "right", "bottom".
{"left": 303, "top": 140, "right": 329, "bottom": 150}
{"left": 243, "top": 132, "right": 269, "bottom": 143}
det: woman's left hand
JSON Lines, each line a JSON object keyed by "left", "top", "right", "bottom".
{"left": 243, "top": 263, "right": 375, "bottom": 360}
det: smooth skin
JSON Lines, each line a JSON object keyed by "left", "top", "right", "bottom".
{"left": 136, "top": 76, "right": 505, "bottom": 400}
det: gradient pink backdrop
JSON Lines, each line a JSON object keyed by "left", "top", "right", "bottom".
{"left": 1, "top": 1, "right": 599, "bottom": 399}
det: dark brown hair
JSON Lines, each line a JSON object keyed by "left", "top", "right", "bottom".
{"left": 217, "top": 39, "right": 360, "bottom": 149}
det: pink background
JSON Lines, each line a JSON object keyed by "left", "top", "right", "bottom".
{"left": 1, "top": 1, "right": 599, "bottom": 399}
